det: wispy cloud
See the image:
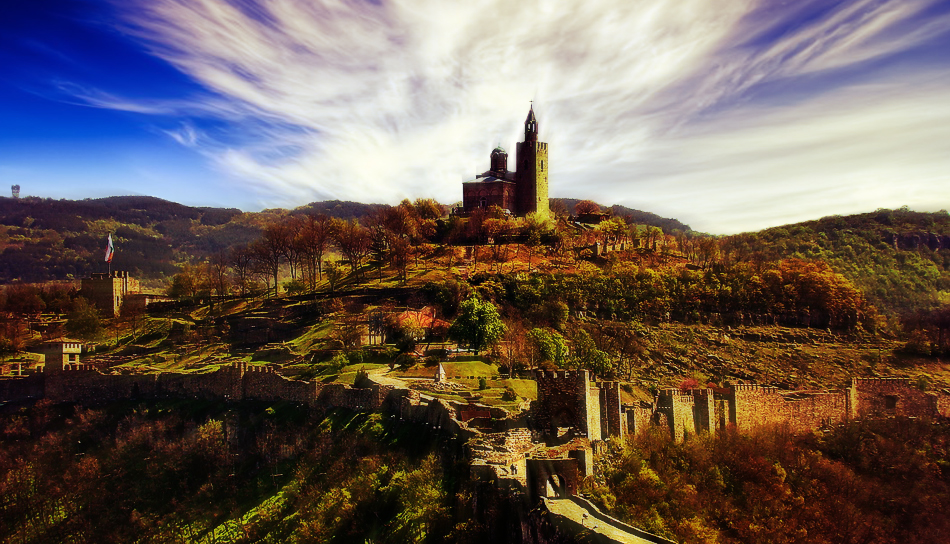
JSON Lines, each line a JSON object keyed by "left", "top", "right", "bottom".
{"left": 83, "top": 0, "right": 950, "bottom": 231}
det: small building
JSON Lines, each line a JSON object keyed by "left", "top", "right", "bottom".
{"left": 435, "top": 363, "right": 447, "bottom": 383}
{"left": 36, "top": 340, "right": 83, "bottom": 372}
{"left": 80, "top": 271, "right": 140, "bottom": 316}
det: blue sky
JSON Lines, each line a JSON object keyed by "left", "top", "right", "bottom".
{"left": 2, "top": 0, "right": 949, "bottom": 233}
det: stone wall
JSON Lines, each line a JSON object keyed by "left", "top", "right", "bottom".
{"left": 598, "top": 382, "right": 624, "bottom": 440}
{"left": 527, "top": 457, "right": 582, "bottom": 499}
{"left": 625, "top": 402, "right": 654, "bottom": 436}
{"left": 731, "top": 384, "right": 849, "bottom": 434}
{"left": 534, "top": 370, "right": 601, "bottom": 440}
{"left": 656, "top": 389, "right": 698, "bottom": 442}
{"left": 0, "top": 375, "right": 44, "bottom": 402}
{"left": 849, "top": 378, "right": 941, "bottom": 419}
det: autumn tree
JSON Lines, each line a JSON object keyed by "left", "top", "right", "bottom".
{"left": 331, "top": 219, "right": 371, "bottom": 282}
{"left": 229, "top": 244, "right": 256, "bottom": 296}
{"left": 253, "top": 221, "right": 292, "bottom": 297}
{"left": 575, "top": 199, "right": 601, "bottom": 215}
{"left": 297, "top": 213, "right": 330, "bottom": 290}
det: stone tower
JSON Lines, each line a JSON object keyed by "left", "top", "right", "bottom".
{"left": 515, "top": 106, "right": 549, "bottom": 218}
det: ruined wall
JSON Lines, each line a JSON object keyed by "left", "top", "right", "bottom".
{"left": 850, "top": 378, "right": 941, "bottom": 419}
{"left": 468, "top": 428, "right": 535, "bottom": 489}
{"left": 732, "top": 384, "right": 848, "bottom": 434}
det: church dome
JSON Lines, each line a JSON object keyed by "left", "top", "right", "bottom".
{"left": 490, "top": 146, "right": 508, "bottom": 174}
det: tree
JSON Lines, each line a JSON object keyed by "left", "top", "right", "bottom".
{"left": 575, "top": 199, "right": 601, "bottom": 215}
{"left": 297, "top": 213, "right": 330, "bottom": 290}
{"left": 65, "top": 297, "right": 102, "bottom": 340}
{"left": 528, "top": 328, "right": 569, "bottom": 368}
{"left": 331, "top": 219, "right": 371, "bottom": 282}
{"left": 229, "top": 244, "right": 256, "bottom": 296}
{"left": 207, "top": 251, "right": 231, "bottom": 297}
{"left": 447, "top": 296, "right": 506, "bottom": 354}
{"left": 167, "top": 264, "right": 204, "bottom": 298}
{"left": 254, "top": 222, "right": 292, "bottom": 296}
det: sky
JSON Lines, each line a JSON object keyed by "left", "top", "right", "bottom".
{"left": 1, "top": 0, "right": 949, "bottom": 234}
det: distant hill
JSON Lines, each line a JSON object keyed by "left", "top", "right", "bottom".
{"left": 551, "top": 198, "right": 691, "bottom": 232}
{"left": 0, "top": 196, "right": 252, "bottom": 283}
{"left": 720, "top": 208, "right": 950, "bottom": 315}
{"left": 292, "top": 200, "right": 386, "bottom": 221}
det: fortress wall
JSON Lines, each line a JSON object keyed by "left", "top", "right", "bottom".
{"left": 732, "top": 384, "right": 848, "bottom": 433}
{"left": 586, "top": 384, "right": 601, "bottom": 441}
{"left": 626, "top": 402, "right": 654, "bottom": 435}
{"left": 692, "top": 389, "right": 716, "bottom": 434}
{"left": 780, "top": 392, "right": 849, "bottom": 433}
{"left": 534, "top": 370, "right": 599, "bottom": 439}
{"left": 850, "top": 378, "right": 940, "bottom": 419}
{"left": 599, "top": 382, "right": 623, "bottom": 440}
{"left": 242, "top": 366, "right": 318, "bottom": 404}
{"left": 45, "top": 370, "right": 156, "bottom": 404}
{"left": 155, "top": 368, "right": 241, "bottom": 401}
{"left": 657, "top": 389, "right": 698, "bottom": 442}
{"left": 0, "top": 375, "right": 45, "bottom": 402}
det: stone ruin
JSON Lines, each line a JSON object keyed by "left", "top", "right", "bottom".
{"left": 1, "top": 360, "right": 948, "bottom": 508}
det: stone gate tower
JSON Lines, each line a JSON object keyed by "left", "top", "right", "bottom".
{"left": 515, "top": 106, "right": 549, "bottom": 217}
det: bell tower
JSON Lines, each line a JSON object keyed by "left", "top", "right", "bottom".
{"left": 515, "top": 105, "right": 549, "bottom": 217}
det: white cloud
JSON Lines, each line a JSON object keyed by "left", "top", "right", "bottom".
{"left": 103, "top": 0, "right": 950, "bottom": 231}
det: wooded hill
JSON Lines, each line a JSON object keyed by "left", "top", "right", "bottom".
{"left": 2, "top": 194, "right": 950, "bottom": 319}
{"left": 0, "top": 195, "right": 684, "bottom": 284}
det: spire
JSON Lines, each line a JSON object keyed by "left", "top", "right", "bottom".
{"left": 524, "top": 103, "right": 538, "bottom": 142}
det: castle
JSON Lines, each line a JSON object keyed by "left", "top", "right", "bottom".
{"left": 460, "top": 106, "right": 549, "bottom": 217}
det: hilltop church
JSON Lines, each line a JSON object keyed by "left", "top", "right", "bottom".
{"left": 460, "top": 106, "right": 549, "bottom": 217}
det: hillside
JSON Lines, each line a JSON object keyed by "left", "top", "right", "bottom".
{"left": 551, "top": 197, "right": 691, "bottom": 232}
{"left": 720, "top": 208, "right": 950, "bottom": 315}
{"left": 0, "top": 195, "right": 689, "bottom": 284}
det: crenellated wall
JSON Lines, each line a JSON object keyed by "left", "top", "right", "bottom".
{"left": 534, "top": 370, "right": 601, "bottom": 440}
{"left": 730, "top": 384, "right": 849, "bottom": 434}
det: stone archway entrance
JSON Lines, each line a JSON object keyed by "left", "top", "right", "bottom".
{"left": 545, "top": 474, "right": 566, "bottom": 498}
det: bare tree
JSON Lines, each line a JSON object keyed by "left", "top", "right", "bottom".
{"left": 297, "top": 213, "right": 330, "bottom": 291}
{"left": 253, "top": 222, "right": 291, "bottom": 297}
{"left": 229, "top": 245, "right": 256, "bottom": 296}
{"left": 331, "top": 219, "right": 371, "bottom": 282}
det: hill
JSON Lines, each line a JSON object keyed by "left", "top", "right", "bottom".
{"left": 719, "top": 208, "right": 950, "bottom": 316}
{"left": 551, "top": 197, "right": 691, "bottom": 232}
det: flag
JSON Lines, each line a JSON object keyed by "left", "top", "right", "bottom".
{"left": 104, "top": 233, "right": 114, "bottom": 263}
